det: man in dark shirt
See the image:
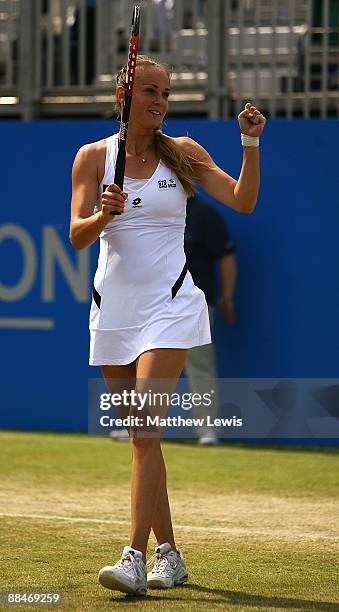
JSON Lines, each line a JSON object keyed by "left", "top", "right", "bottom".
{"left": 184, "top": 194, "right": 237, "bottom": 444}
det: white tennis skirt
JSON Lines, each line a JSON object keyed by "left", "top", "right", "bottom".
{"left": 89, "top": 269, "right": 211, "bottom": 366}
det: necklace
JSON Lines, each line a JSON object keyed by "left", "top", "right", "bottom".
{"left": 126, "top": 146, "right": 153, "bottom": 164}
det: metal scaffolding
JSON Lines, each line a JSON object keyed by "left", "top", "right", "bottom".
{"left": 0, "top": 0, "right": 338, "bottom": 119}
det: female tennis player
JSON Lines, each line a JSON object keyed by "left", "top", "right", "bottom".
{"left": 70, "top": 55, "right": 266, "bottom": 596}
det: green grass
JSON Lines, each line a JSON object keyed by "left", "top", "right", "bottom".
{"left": 0, "top": 431, "right": 338, "bottom": 611}
{"left": 1, "top": 432, "right": 338, "bottom": 495}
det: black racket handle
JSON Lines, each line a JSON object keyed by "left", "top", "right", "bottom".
{"left": 109, "top": 142, "right": 126, "bottom": 216}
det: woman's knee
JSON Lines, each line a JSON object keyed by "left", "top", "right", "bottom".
{"left": 130, "top": 435, "right": 161, "bottom": 454}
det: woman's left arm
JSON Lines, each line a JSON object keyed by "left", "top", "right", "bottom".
{"left": 178, "top": 103, "right": 266, "bottom": 214}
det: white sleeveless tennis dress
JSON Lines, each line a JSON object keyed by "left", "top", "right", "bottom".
{"left": 89, "top": 133, "right": 211, "bottom": 365}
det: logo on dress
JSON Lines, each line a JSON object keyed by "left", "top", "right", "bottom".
{"left": 132, "top": 197, "right": 142, "bottom": 208}
{"left": 158, "top": 178, "right": 177, "bottom": 189}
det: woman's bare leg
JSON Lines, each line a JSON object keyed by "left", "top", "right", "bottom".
{"left": 129, "top": 348, "right": 187, "bottom": 559}
{"left": 151, "top": 450, "right": 175, "bottom": 548}
{"left": 102, "top": 351, "right": 186, "bottom": 558}
{"left": 101, "top": 363, "right": 136, "bottom": 420}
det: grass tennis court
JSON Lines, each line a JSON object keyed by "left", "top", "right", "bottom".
{"left": 0, "top": 431, "right": 338, "bottom": 611}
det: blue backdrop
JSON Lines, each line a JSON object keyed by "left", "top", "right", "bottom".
{"left": 1, "top": 119, "right": 338, "bottom": 432}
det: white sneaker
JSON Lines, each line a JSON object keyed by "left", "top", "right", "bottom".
{"left": 198, "top": 432, "right": 219, "bottom": 446}
{"left": 98, "top": 546, "right": 147, "bottom": 595}
{"left": 147, "top": 542, "right": 188, "bottom": 589}
{"left": 109, "top": 429, "right": 129, "bottom": 441}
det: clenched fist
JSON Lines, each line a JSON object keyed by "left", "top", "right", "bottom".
{"left": 238, "top": 103, "right": 266, "bottom": 138}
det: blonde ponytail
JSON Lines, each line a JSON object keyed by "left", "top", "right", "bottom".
{"left": 155, "top": 131, "right": 209, "bottom": 197}
{"left": 116, "top": 55, "right": 209, "bottom": 196}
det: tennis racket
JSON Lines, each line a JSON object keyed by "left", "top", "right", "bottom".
{"left": 110, "top": 5, "right": 141, "bottom": 215}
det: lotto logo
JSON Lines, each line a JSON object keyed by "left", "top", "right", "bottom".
{"left": 132, "top": 197, "right": 142, "bottom": 208}
{"left": 158, "top": 179, "right": 168, "bottom": 189}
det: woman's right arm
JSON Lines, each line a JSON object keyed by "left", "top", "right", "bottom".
{"left": 70, "top": 143, "right": 126, "bottom": 250}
